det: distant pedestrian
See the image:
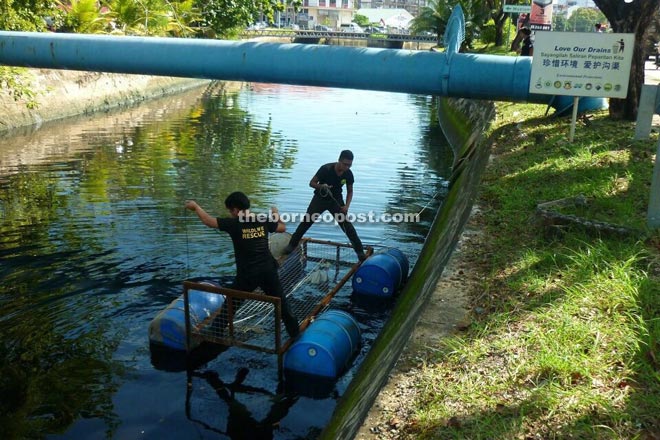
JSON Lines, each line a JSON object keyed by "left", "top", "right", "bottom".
{"left": 520, "top": 28, "right": 533, "bottom": 57}
{"left": 512, "top": 27, "right": 533, "bottom": 57}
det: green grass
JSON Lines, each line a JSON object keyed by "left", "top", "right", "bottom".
{"left": 398, "top": 103, "right": 660, "bottom": 439}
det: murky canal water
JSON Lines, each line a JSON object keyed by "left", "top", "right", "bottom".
{"left": 0, "top": 82, "right": 453, "bottom": 439}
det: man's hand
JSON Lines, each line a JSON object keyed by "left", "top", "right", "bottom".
{"left": 270, "top": 206, "right": 280, "bottom": 220}
{"left": 185, "top": 200, "right": 217, "bottom": 228}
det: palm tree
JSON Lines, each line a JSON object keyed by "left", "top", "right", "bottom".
{"left": 164, "top": 0, "right": 202, "bottom": 37}
{"left": 58, "top": 0, "right": 109, "bottom": 33}
{"left": 411, "top": 0, "right": 490, "bottom": 50}
{"left": 105, "top": 0, "right": 171, "bottom": 35}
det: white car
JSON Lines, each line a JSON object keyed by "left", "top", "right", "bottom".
{"left": 339, "top": 23, "right": 364, "bottom": 33}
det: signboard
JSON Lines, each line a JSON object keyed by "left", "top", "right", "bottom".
{"left": 504, "top": 5, "right": 532, "bottom": 13}
{"left": 530, "top": 0, "right": 553, "bottom": 31}
{"left": 530, "top": 31, "right": 635, "bottom": 99}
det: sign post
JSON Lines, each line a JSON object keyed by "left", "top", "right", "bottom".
{"left": 503, "top": 4, "right": 532, "bottom": 14}
{"left": 649, "top": 140, "right": 660, "bottom": 229}
{"left": 529, "top": 31, "right": 634, "bottom": 141}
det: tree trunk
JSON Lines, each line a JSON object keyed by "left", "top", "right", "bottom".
{"left": 494, "top": 12, "right": 506, "bottom": 47}
{"left": 594, "top": 0, "right": 660, "bottom": 120}
{"left": 609, "top": 31, "right": 646, "bottom": 120}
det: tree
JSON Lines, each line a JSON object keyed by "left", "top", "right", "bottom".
{"left": 411, "top": 0, "right": 490, "bottom": 50}
{"left": 553, "top": 13, "right": 567, "bottom": 32}
{"left": 565, "top": 7, "right": 606, "bottom": 33}
{"left": 0, "top": 0, "right": 63, "bottom": 109}
{"left": 353, "top": 13, "right": 369, "bottom": 28}
{"left": 105, "top": 0, "right": 173, "bottom": 35}
{"left": 593, "top": 0, "right": 660, "bottom": 120}
{"left": 194, "top": 0, "right": 277, "bottom": 37}
{"left": 165, "top": 0, "right": 201, "bottom": 37}
{"left": 0, "top": 0, "right": 62, "bottom": 31}
{"left": 285, "top": 0, "right": 301, "bottom": 25}
{"left": 58, "top": 0, "right": 108, "bottom": 33}
{"left": 100, "top": 0, "right": 199, "bottom": 36}
{"left": 483, "top": 0, "right": 507, "bottom": 47}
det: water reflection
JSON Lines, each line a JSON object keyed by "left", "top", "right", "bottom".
{"left": 187, "top": 368, "right": 298, "bottom": 439}
{"left": 0, "top": 82, "right": 452, "bottom": 438}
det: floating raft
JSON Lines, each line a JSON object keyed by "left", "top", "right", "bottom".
{"left": 150, "top": 236, "right": 373, "bottom": 374}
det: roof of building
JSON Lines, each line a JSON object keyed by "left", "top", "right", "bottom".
{"left": 356, "top": 8, "right": 414, "bottom": 28}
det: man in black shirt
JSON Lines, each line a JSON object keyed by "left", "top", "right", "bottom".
{"left": 185, "top": 192, "right": 299, "bottom": 338}
{"left": 284, "top": 150, "right": 366, "bottom": 261}
{"left": 520, "top": 27, "right": 533, "bottom": 57}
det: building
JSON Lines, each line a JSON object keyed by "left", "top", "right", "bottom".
{"left": 357, "top": 8, "right": 414, "bottom": 31}
{"left": 298, "top": 0, "right": 357, "bottom": 29}
{"left": 296, "top": 0, "right": 429, "bottom": 29}
{"left": 358, "top": 1, "right": 429, "bottom": 17}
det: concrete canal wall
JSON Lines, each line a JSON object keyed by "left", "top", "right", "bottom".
{"left": 0, "top": 69, "right": 210, "bottom": 134}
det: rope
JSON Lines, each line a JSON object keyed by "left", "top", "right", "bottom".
{"left": 366, "top": 188, "right": 443, "bottom": 249}
{"left": 413, "top": 190, "right": 443, "bottom": 220}
{"left": 184, "top": 207, "right": 191, "bottom": 279}
{"left": 318, "top": 184, "right": 343, "bottom": 209}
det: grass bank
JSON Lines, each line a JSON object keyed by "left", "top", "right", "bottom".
{"left": 400, "top": 103, "right": 660, "bottom": 438}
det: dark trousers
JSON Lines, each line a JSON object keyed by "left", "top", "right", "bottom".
{"left": 289, "top": 194, "right": 364, "bottom": 254}
{"left": 220, "top": 264, "right": 299, "bottom": 339}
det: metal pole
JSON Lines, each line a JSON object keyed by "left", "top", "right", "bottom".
{"left": 648, "top": 138, "right": 660, "bottom": 229}
{"left": 569, "top": 96, "right": 580, "bottom": 142}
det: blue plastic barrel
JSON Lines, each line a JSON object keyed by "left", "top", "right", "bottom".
{"left": 149, "top": 285, "right": 225, "bottom": 351}
{"left": 352, "top": 248, "right": 409, "bottom": 296}
{"left": 284, "top": 310, "right": 361, "bottom": 378}
{"left": 385, "top": 248, "right": 409, "bottom": 283}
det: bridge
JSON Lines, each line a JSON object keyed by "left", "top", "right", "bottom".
{"left": 240, "top": 28, "right": 440, "bottom": 43}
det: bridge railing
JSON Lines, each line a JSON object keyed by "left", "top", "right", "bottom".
{"left": 240, "top": 29, "right": 439, "bottom": 43}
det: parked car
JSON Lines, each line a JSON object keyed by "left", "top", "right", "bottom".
{"left": 364, "top": 26, "right": 386, "bottom": 34}
{"left": 339, "top": 23, "right": 364, "bottom": 33}
{"left": 314, "top": 24, "right": 333, "bottom": 32}
{"left": 247, "top": 21, "right": 268, "bottom": 30}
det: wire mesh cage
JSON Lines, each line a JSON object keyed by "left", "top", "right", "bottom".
{"left": 183, "top": 238, "right": 371, "bottom": 371}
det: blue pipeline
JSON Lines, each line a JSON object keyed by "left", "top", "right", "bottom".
{"left": 0, "top": 31, "right": 603, "bottom": 112}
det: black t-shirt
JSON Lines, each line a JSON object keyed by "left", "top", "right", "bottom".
{"left": 521, "top": 37, "right": 533, "bottom": 56}
{"left": 314, "top": 162, "right": 354, "bottom": 203}
{"left": 217, "top": 216, "right": 278, "bottom": 277}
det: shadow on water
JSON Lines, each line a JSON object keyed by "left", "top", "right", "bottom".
{"left": 150, "top": 342, "right": 229, "bottom": 373}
